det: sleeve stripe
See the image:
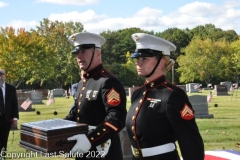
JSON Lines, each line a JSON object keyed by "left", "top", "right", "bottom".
{"left": 104, "top": 122, "right": 118, "bottom": 131}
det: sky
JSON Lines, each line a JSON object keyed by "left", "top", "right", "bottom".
{"left": 0, "top": 0, "right": 240, "bottom": 34}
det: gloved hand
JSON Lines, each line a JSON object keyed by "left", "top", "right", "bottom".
{"left": 68, "top": 134, "right": 91, "bottom": 154}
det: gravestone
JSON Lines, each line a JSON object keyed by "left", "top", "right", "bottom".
{"left": 177, "top": 85, "right": 187, "bottom": 92}
{"left": 187, "top": 83, "right": 199, "bottom": 93}
{"left": 119, "top": 127, "right": 132, "bottom": 160}
{"left": 51, "top": 89, "right": 64, "bottom": 97}
{"left": 214, "top": 85, "right": 229, "bottom": 96}
{"left": 37, "top": 89, "right": 48, "bottom": 100}
{"left": 124, "top": 86, "right": 129, "bottom": 96}
{"left": 220, "top": 82, "right": 232, "bottom": 91}
{"left": 17, "top": 92, "right": 35, "bottom": 111}
{"left": 188, "top": 95, "right": 214, "bottom": 118}
{"left": 25, "top": 91, "right": 43, "bottom": 104}
{"left": 186, "top": 84, "right": 189, "bottom": 92}
{"left": 128, "top": 87, "right": 133, "bottom": 99}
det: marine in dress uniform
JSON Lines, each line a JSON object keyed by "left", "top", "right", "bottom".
{"left": 64, "top": 32, "right": 127, "bottom": 160}
{"left": 125, "top": 33, "right": 204, "bottom": 160}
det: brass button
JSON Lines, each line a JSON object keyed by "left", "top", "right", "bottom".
{"left": 135, "top": 107, "right": 139, "bottom": 111}
{"left": 143, "top": 91, "right": 146, "bottom": 95}
{"left": 102, "top": 71, "right": 104, "bottom": 73}
{"left": 78, "top": 102, "right": 81, "bottom": 106}
{"left": 86, "top": 73, "right": 89, "bottom": 77}
{"left": 97, "top": 132, "right": 100, "bottom": 136}
{"left": 133, "top": 136, "right": 136, "bottom": 140}
{"left": 88, "top": 98, "right": 91, "bottom": 100}
{"left": 83, "top": 79, "right": 86, "bottom": 83}
{"left": 132, "top": 126, "right": 134, "bottom": 130}
{"left": 150, "top": 82, "right": 154, "bottom": 87}
{"left": 78, "top": 109, "right": 80, "bottom": 113}
{"left": 77, "top": 117, "right": 80, "bottom": 121}
{"left": 139, "top": 99, "right": 142, "bottom": 103}
{"left": 103, "top": 128, "right": 106, "bottom": 131}
{"left": 91, "top": 137, "right": 94, "bottom": 140}
{"left": 80, "top": 94, "right": 83, "bottom": 98}
{"left": 82, "top": 87, "right": 85, "bottom": 90}
{"left": 132, "top": 116, "right": 135, "bottom": 120}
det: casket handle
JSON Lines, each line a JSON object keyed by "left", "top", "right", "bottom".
{"left": 55, "top": 139, "right": 76, "bottom": 147}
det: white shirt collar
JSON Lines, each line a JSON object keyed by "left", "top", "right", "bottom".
{"left": 1, "top": 82, "right": 6, "bottom": 89}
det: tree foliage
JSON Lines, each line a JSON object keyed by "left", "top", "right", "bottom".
{"left": 1, "top": 22, "right": 240, "bottom": 88}
{"left": 32, "top": 18, "right": 84, "bottom": 88}
{"left": 0, "top": 27, "right": 56, "bottom": 87}
{"left": 177, "top": 37, "right": 230, "bottom": 85}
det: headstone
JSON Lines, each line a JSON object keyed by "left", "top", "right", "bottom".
{"left": 119, "top": 127, "right": 132, "bottom": 160}
{"left": 214, "top": 85, "right": 229, "bottom": 96}
{"left": 20, "top": 89, "right": 32, "bottom": 92}
{"left": 37, "top": 89, "right": 48, "bottom": 100}
{"left": 177, "top": 85, "right": 186, "bottom": 92}
{"left": 187, "top": 83, "right": 199, "bottom": 93}
{"left": 25, "top": 91, "right": 43, "bottom": 104}
{"left": 220, "top": 82, "right": 232, "bottom": 91}
{"left": 128, "top": 88, "right": 133, "bottom": 99}
{"left": 17, "top": 92, "right": 35, "bottom": 111}
{"left": 188, "top": 95, "right": 214, "bottom": 118}
{"left": 51, "top": 89, "right": 64, "bottom": 97}
{"left": 124, "top": 86, "right": 129, "bottom": 95}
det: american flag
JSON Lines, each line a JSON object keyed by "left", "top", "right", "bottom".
{"left": 194, "top": 84, "right": 200, "bottom": 89}
{"left": 207, "top": 93, "right": 212, "bottom": 103}
{"left": 21, "top": 98, "right": 32, "bottom": 110}
{"left": 180, "top": 150, "right": 240, "bottom": 160}
{"left": 68, "top": 87, "right": 71, "bottom": 96}
{"left": 204, "top": 150, "right": 240, "bottom": 159}
{"left": 46, "top": 97, "right": 55, "bottom": 106}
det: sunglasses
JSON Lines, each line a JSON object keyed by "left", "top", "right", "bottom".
{"left": 0, "top": 72, "right": 5, "bottom": 75}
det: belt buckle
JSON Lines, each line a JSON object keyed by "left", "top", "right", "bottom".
{"left": 133, "top": 148, "right": 142, "bottom": 158}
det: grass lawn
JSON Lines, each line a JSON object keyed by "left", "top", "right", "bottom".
{"left": 4, "top": 90, "right": 240, "bottom": 159}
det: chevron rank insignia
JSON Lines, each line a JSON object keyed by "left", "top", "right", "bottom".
{"left": 180, "top": 103, "right": 194, "bottom": 120}
{"left": 106, "top": 88, "right": 121, "bottom": 106}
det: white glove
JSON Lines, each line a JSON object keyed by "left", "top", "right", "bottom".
{"left": 67, "top": 134, "right": 91, "bottom": 154}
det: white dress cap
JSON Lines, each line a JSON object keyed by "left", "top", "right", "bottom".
{"left": 131, "top": 33, "right": 176, "bottom": 56}
{"left": 68, "top": 32, "right": 106, "bottom": 48}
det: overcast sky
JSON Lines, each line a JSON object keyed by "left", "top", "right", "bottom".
{"left": 0, "top": 0, "right": 240, "bottom": 34}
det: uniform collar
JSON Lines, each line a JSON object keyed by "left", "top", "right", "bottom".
{"left": 83, "top": 64, "right": 103, "bottom": 79}
{"left": 144, "top": 75, "right": 167, "bottom": 89}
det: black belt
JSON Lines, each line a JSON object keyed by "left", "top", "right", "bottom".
{"left": 0, "top": 112, "right": 5, "bottom": 116}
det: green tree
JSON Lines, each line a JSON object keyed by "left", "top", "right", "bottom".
{"left": 0, "top": 27, "right": 56, "bottom": 88}
{"left": 100, "top": 27, "right": 147, "bottom": 85}
{"left": 177, "top": 37, "right": 229, "bottom": 85}
{"left": 189, "top": 24, "right": 238, "bottom": 42}
{"left": 229, "top": 38, "right": 240, "bottom": 82}
{"left": 155, "top": 28, "right": 191, "bottom": 83}
{"left": 33, "top": 18, "right": 84, "bottom": 88}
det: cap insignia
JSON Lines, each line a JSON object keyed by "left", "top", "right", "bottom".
{"left": 135, "top": 35, "right": 139, "bottom": 42}
{"left": 71, "top": 36, "right": 76, "bottom": 42}
{"left": 150, "top": 82, "right": 154, "bottom": 87}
